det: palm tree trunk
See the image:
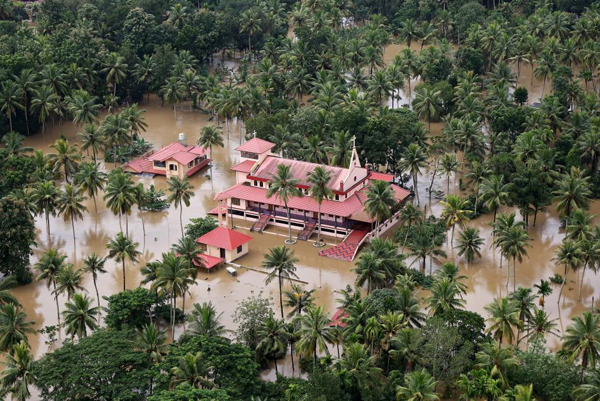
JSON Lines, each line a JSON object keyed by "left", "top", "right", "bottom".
{"left": 171, "top": 295, "right": 176, "bottom": 340}
{"left": 53, "top": 281, "right": 61, "bottom": 327}
{"left": 513, "top": 256, "right": 517, "bottom": 291}
{"left": 286, "top": 204, "right": 293, "bottom": 243}
{"left": 179, "top": 201, "right": 184, "bottom": 238}
{"left": 93, "top": 277, "right": 101, "bottom": 321}
{"left": 46, "top": 210, "right": 51, "bottom": 244}
{"left": 279, "top": 274, "right": 284, "bottom": 319}
{"left": 122, "top": 259, "right": 126, "bottom": 291}
{"left": 506, "top": 255, "right": 510, "bottom": 287}
{"left": 93, "top": 194, "right": 98, "bottom": 213}
{"left": 317, "top": 203, "right": 322, "bottom": 245}
{"left": 558, "top": 264, "right": 568, "bottom": 304}
{"left": 413, "top": 172, "right": 419, "bottom": 205}
{"left": 580, "top": 262, "right": 587, "bottom": 302}
{"left": 71, "top": 215, "right": 77, "bottom": 253}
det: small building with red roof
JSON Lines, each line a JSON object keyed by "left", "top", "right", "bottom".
{"left": 195, "top": 226, "right": 253, "bottom": 263}
{"left": 124, "top": 142, "right": 210, "bottom": 178}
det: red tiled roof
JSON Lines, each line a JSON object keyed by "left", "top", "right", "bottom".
{"left": 193, "top": 254, "right": 224, "bottom": 269}
{"left": 329, "top": 308, "right": 348, "bottom": 327}
{"left": 215, "top": 183, "right": 364, "bottom": 217}
{"left": 148, "top": 143, "right": 208, "bottom": 163}
{"left": 195, "top": 226, "right": 253, "bottom": 250}
{"left": 235, "top": 138, "right": 275, "bottom": 154}
{"left": 369, "top": 172, "right": 395, "bottom": 182}
{"left": 231, "top": 160, "right": 256, "bottom": 174}
{"left": 123, "top": 159, "right": 166, "bottom": 175}
{"left": 252, "top": 155, "right": 368, "bottom": 192}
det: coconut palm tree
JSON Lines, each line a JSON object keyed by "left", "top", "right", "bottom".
{"left": 284, "top": 284, "right": 315, "bottom": 317}
{"left": 170, "top": 352, "right": 215, "bottom": 389}
{"left": 399, "top": 203, "right": 423, "bottom": 251}
{"left": 62, "top": 293, "right": 99, "bottom": 339}
{"left": 475, "top": 342, "right": 517, "bottom": 389}
{"left": 68, "top": 90, "right": 101, "bottom": 126}
{"left": 326, "top": 130, "right": 354, "bottom": 168}
{"left": 296, "top": 306, "right": 334, "bottom": 367}
{"left": 521, "top": 307, "right": 559, "bottom": 344}
{"left": 509, "top": 287, "right": 536, "bottom": 343}
{"left": 400, "top": 143, "right": 427, "bottom": 205}
{"left": 484, "top": 297, "right": 521, "bottom": 346}
{"left": 0, "top": 340, "right": 34, "bottom": 401}
{"left": 136, "top": 324, "right": 168, "bottom": 364}
{"left": 58, "top": 183, "right": 88, "bottom": 246}
{"left": 480, "top": 175, "right": 510, "bottom": 222}
{"left": 307, "top": 166, "right": 334, "bottom": 247}
{"left": 48, "top": 138, "right": 81, "bottom": 183}
{"left": 440, "top": 195, "right": 470, "bottom": 246}
{"left": 412, "top": 87, "right": 442, "bottom": 130}
{"left": 77, "top": 125, "right": 105, "bottom": 163}
{"left": 575, "top": 369, "right": 600, "bottom": 401}
{"left": 396, "top": 287, "right": 426, "bottom": 328}
{"left": 396, "top": 369, "right": 440, "bottom": 401}
{"left": 337, "top": 342, "right": 383, "bottom": 388}
{"left": 563, "top": 311, "right": 600, "bottom": 381}
{"left": 438, "top": 153, "right": 458, "bottom": 195}
{"left": 1, "top": 132, "right": 32, "bottom": 157}
{"left": 0, "top": 277, "right": 17, "bottom": 306}
{"left": 74, "top": 162, "right": 106, "bottom": 214}
{"left": 499, "top": 226, "right": 531, "bottom": 291}
{"left": 266, "top": 164, "right": 302, "bottom": 244}
{"left": 534, "top": 279, "right": 552, "bottom": 308}
{"left": 102, "top": 53, "right": 128, "bottom": 96}
{"left": 54, "top": 264, "right": 86, "bottom": 301}
{"left": 104, "top": 168, "right": 137, "bottom": 233}
{"left": 364, "top": 180, "right": 396, "bottom": 235}
{"left": 153, "top": 253, "right": 193, "bottom": 339}
{"left": 172, "top": 236, "right": 203, "bottom": 273}
{"left": 0, "top": 81, "right": 24, "bottom": 133}
{"left": 161, "top": 77, "right": 184, "bottom": 119}
{"left": 107, "top": 232, "right": 140, "bottom": 291}
{"left": 34, "top": 249, "right": 67, "bottom": 326}
{"left": 187, "top": 302, "right": 228, "bottom": 337}
{"left": 30, "top": 85, "right": 58, "bottom": 135}
{"left": 263, "top": 246, "right": 299, "bottom": 319}
{"left": 456, "top": 227, "right": 484, "bottom": 263}
{"left": 554, "top": 239, "right": 583, "bottom": 305}
{"left": 197, "top": 126, "right": 224, "bottom": 160}
{"left": 240, "top": 9, "right": 263, "bottom": 60}
{"left": 31, "top": 181, "right": 59, "bottom": 242}
{"left": 82, "top": 253, "right": 106, "bottom": 320}
{"left": 353, "top": 251, "right": 386, "bottom": 295}
{"left": 0, "top": 305, "right": 35, "bottom": 354}
{"left": 167, "top": 176, "right": 195, "bottom": 238}
{"left": 553, "top": 168, "right": 592, "bottom": 220}
{"left": 426, "top": 277, "right": 465, "bottom": 315}
{"left": 257, "top": 314, "right": 289, "bottom": 374}
{"left": 406, "top": 224, "right": 447, "bottom": 274}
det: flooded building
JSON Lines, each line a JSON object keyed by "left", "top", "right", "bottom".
{"left": 195, "top": 226, "right": 253, "bottom": 264}
{"left": 213, "top": 137, "right": 411, "bottom": 253}
{"left": 124, "top": 142, "right": 210, "bottom": 178}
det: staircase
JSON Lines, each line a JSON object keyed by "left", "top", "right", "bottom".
{"left": 319, "top": 229, "right": 369, "bottom": 262}
{"left": 297, "top": 220, "right": 317, "bottom": 241}
{"left": 251, "top": 214, "right": 271, "bottom": 233}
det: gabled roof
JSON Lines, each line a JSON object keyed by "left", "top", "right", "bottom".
{"left": 329, "top": 308, "right": 348, "bottom": 327}
{"left": 251, "top": 155, "right": 368, "bottom": 192}
{"left": 235, "top": 138, "right": 275, "bottom": 154}
{"left": 231, "top": 160, "right": 256, "bottom": 174}
{"left": 148, "top": 143, "right": 208, "bottom": 163}
{"left": 369, "top": 172, "right": 395, "bottom": 182}
{"left": 195, "top": 226, "right": 253, "bottom": 250}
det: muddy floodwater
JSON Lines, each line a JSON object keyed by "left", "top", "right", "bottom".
{"left": 13, "top": 44, "right": 598, "bottom": 381}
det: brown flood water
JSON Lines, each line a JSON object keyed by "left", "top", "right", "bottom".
{"left": 12, "top": 44, "right": 596, "bottom": 382}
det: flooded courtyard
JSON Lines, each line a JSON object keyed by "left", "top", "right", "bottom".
{"left": 13, "top": 44, "right": 598, "bottom": 374}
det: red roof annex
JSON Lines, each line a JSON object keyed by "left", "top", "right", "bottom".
{"left": 193, "top": 254, "right": 224, "bottom": 269}
{"left": 231, "top": 160, "right": 256, "bottom": 174}
{"left": 195, "top": 227, "right": 253, "bottom": 250}
{"left": 235, "top": 138, "right": 276, "bottom": 154}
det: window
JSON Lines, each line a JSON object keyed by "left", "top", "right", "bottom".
{"left": 237, "top": 245, "right": 243, "bottom": 253}
{"left": 153, "top": 161, "right": 166, "bottom": 168}
{"left": 259, "top": 181, "right": 264, "bottom": 188}
{"left": 232, "top": 198, "right": 241, "bottom": 206}
{"left": 188, "top": 161, "right": 193, "bottom": 168}
{"left": 241, "top": 151, "right": 258, "bottom": 160}
{"left": 335, "top": 194, "right": 340, "bottom": 201}
{"left": 253, "top": 180, "right": 257, "bottom": 186}
{"left": 169, "top": 164, "right": 177, "bottom": 171}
